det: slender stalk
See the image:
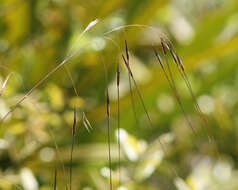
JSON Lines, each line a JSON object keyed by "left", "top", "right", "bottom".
{"left": 0, "top": 40, "right": 93, "bottom": 123}
{"left": 69, "top": 108, "right": 77, "bottom": 190}
{"left": 0, "top": 49, "right": 77, "bottom": 122}
{"left": 124, "top": 40, "right": 139, "bottom": 126}
{"left": 65, "top": 64, "right": 92, "bottom": 134}
{"left": 106, "top": 89, "right": 113, "bottom": 190}
{"left": 122, "top": 54, "right": 153, "bottom": 127}
{"left": 54, "top": 169, "right": 57, "bottom": 190}
{"left": 128, "top": 75, "right": 139, "bottom": 126}
{"left": 176, "top": 54, "right": 207, "bottom": 121}
{"left": 122, "top": 54, "right": 170, "bottom": 160}
{"left": 116, "top": 62, "right": 121, "bottom": 187}
{"left": 48, "top": 130, "right": 67, "bottom": 189}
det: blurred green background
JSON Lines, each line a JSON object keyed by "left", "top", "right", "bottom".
{"left": 0, "top": 0, "right": 238, "bottom": 189}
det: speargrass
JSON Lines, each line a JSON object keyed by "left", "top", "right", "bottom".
{"left": 0, "top": 21, "right": 220, "bottom": 188}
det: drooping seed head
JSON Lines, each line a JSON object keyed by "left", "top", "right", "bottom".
{"left": 168, "top": 45, "right": 178, "bottom": 65}
{"left": 176, "top": 54, "right": 185, "bottom": 72}
{"left": 72, "top": 108, "right": 77, "bottom": 136}
{"left": 125, "top": 40, "right": 129, "bottom": 61}
{"left": 122, "top": 54, "right": 133, "bottom": 77}
{"left": 117, "top": 62, "right": 120, "bottom": 86}
{"left": 160, "top": 38, "right": 167, "bottom": 55}
{"left": 152, "top": 45, "right": 165, "bottom": 69}
{"left": 106, "top": 89, "right": 110, "bottom": 118}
